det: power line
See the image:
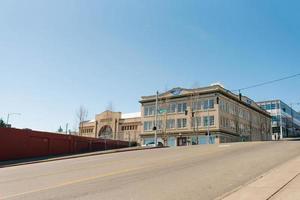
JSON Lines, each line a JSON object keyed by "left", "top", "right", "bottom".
{"left": 232, "top": 73, "right": 300, "bottom": 92}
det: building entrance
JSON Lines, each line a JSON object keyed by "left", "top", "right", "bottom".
{"left": 98, "top": 125, "right": 113, "bottom": 139}
{"left": 177, "top": 137, "right": 187, "bottom": 146}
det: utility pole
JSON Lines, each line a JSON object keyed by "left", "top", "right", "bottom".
{"left": 154, "top": 91, "right": 159, "bottom": 147}
{"left": 279, "top": 102, "right": 283, "bottom": 139}
{"left": 65, "top": 123, "right": 69, "bottom": 134}
{"left": 6, "top": 113, "right": 21, "bottom": 127}
{"left": 128, "top": 132, "right": 131, "bottom": 147}
{"left": 207, "top": 102, "right": 210, "bottom": 144}
{"left": 290, "top": 103, "right": 294, "bottom": 137}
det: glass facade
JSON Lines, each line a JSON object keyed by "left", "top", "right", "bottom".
{"left": 258, "top": 100, "right": 300, "bottom": 138}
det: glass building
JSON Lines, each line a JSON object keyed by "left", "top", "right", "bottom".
{"left": 257, "top": 100, "right": 300, "bottom": 139}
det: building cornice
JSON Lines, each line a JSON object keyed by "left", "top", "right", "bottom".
{"left": 139, "top": 85, "right": 271, "bottom": 118}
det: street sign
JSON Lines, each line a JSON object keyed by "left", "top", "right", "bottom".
{"left": 158, "top": 109, "right": 167, "bottom": 114}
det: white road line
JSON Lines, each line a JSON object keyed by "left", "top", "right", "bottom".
{"left": 219, "top": 145, "right": 231, "bottom": 148}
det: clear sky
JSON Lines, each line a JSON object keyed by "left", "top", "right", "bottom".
{"left": 1, "top": 0, "right": 300, "bottom": 132}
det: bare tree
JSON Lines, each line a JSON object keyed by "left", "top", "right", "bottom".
{"left": 76, "top": 105, "right": 88, "bottom": 135}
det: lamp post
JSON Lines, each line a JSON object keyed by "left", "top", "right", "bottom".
{"left": 206, "top": 106, "right": 210, "bottom": 144}
{"left": 154, "top": 91, "right": 159, "bottom": 147}
{"left": 6, "top": 113, "right": 21, "bottom": 127}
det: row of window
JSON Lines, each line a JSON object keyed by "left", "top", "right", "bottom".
{"left": 272, "top": 115, "right": 280, "bottom": 122}
{"left": 144, "top": 99, "right": 215, "bottom": 116}
{"left": 190, "top": 116, "right": 215, "bottom": 127}
{"left": 260, "top": 103, "right": 279, "bottom": 111}
{"left": 192, "top": 99, "right": 214, "bottom": 111}
{"left": 220, "top": 100, "right": 250, "bottom": 121}
{"left": 220, "top": 117, "right": 251, "bottom": 134}
{"left": 220, "top": 116, "right": 269, "bottom": 134}
{"left": 260, "top": 103, "right": 300, "bottom": 121}
{"left": 143, "top": 116, "right": 215, "bottom": 131}
{"left": 121, "top": 125, "right": 138, "bottom": 131}
{"left": 144, "top": 103, "right": 188, "bottom": 116}
{"left": 81, "top": 128, "right": 93, "bottom": 134}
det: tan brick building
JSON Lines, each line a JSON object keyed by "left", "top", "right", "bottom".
{"left": 80, "top": 85, "right": 272, "bottom": 146}
{"left": 140, "top": 85, "right": 272, "bottom": 146}
{"left": 79, "top": 111, "right": 142, "bottom": 143}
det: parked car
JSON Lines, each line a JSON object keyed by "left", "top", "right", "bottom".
{"left": 142, "top": 142, "right": 155, "bottom": 147}
{"left": 142, "top": 142, "right": 163, "bottom": 147}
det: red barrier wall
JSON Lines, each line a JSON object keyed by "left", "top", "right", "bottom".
{"left": 0, "top": 128, "right": 131, "bottom": 161}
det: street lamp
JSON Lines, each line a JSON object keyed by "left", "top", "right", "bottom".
{"left": 6, "top": 113, "right": 21, "bottom": 127}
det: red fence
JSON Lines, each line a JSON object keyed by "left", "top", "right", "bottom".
{"left": 0, "top": 128, "right": 131, "bottom": 161}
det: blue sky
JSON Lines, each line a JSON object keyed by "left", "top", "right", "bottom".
{"left": 1, "top": 0, "right": 300, "bottom": 131}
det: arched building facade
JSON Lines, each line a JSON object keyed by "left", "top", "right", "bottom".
{"left": 79, "top": 110, "right": 142, "bottom": 144}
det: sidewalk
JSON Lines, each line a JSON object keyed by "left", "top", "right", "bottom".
{"left": 220, "top": 155, "right": 300, "bottom": 200}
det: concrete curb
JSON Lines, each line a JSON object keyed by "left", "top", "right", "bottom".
{"left": 0, "top": 146, "right": 166, "bottom": 168}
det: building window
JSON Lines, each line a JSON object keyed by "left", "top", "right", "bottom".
{"left": 260, "top": 105, "right": 267, "bottom": 110}
{"left": 144, "top": 121, "right": 153, "bottom": 131}
{"left": 229, "top": 104, "right": 234, "bottom": 115}
{"left": 144, "top": 106, "right": 155, "bottom": 116}
{"left": 271, "top": 103, "right": 277, "bottom": 110}
{"left": 167, "top": 103, "right": 177, "bottom": 113}
{"left": 177, "top": 103, "right": 187, "bottom": 113}
{"left": 210, "top": 116, "right": 214, "bottom": 126}
{"left": 192, "top": 117, "right": 201, "bottom": 127}
{"left": 203, "top": 99, "right": 214, "bottom": 109}
{"left": 166, "top": 119, "right": 175, "bottom": 129}
{"left": 204, "top": 116, "right": 214, "bottom": 126}
{"left": 209, "top": 99, "right": 214, "bottom": 109}
{"left": 203, "top": 100, "right": 209, "bottom": 110}
{"left": 157, "top": 120, "right": 163, "bottom": 130}
{"left": 177, "top": 118, "right": 187, "bottom": 128}
{"left": 192, "top": 101, "right": 202, "bottom": 111}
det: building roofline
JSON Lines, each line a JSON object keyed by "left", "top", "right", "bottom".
{"left": 256, "top": 99, "right": 282, "bottom": 104}
{"left": 140, "top": 85, "right": 224, "bottom": 99}
{"left": 139, "top": 85, "right": 271, "bottom": 118}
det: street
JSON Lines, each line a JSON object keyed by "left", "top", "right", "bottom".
{"left": 1, "top": 141, "right": 300, "bottom": 200}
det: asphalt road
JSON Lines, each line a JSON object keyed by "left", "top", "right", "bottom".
{"left": 1, "top": 140, "right": 300, "bottom": 200}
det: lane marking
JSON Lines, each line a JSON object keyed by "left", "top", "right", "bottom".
{"left": 0, "top": 147, "right": 224, "bottom": 184}
{"left": 0, "top": 145, "right": 239, "bottom": 199}
{"left": 219, "top": 145, "right": 231, "bottom": 148}
{"left": 0, "top": 158, "right": 123, "bottom": 184}
{"left": 0, "top": 166, "right": 147, "bottom": 200}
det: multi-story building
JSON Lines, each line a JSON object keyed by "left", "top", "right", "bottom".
{"left": 257, "top": 100, "right": 300, "bottom": 139}
{"left": 79, "top": 111, "right": 142, "bottom": 143}
{"left": 140, "top": 85, "right": 272, "bottom": 146}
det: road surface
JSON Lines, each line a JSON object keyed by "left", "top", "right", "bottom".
{"left": 1, "top": 140, "right": 300, "bottom": 200}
